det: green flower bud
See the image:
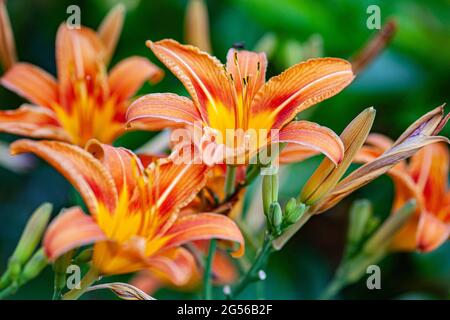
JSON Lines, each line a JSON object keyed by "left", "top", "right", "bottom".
{"left": 9, "top": 203, "right": 52, "bottom": 280}
{"left": 347, "top": 199, "right": 373, "bottom": 246}
{"left": 284, "top": 202, "right": 306, "bottom": 225}
{"left": 269, "top": 202, "right": 282, "bottom": 236}
{"left": 285, "top": 198, "right": 297, "bottom": 214}
{"left": 262, "top": 173, "right": 278, "bottom": 216}
{"left": 19, "top": 248, "right": 48, "bottom": 285}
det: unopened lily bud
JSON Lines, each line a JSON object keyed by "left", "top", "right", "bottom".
{"left": 345, "top": 199, "right": 373, "bottom": 257}
{"left": 262, "top": 172, "right": 278, "bottom": 216}
{"left": 284, "top": 202, "right": 306, "bottom": 225}
{"left": 347, "top": 199, "right": 372, "bottom": 246}
{"left": 269, "top": 202, "right": 282, "bottom": 235}
{"left": 19, "top": 248, "right": 48, "bottom": 285}
{"left": 285, "top": 198, "right": 297, "bottom": 215}
{"left": 9, "top": 203, "right": 52, "bottom": 279}
{"left": 301, "top": 108, "right": 375, "bottom": 205}
{"left": 185, "top": 0, "right": 211, "bottom": 52}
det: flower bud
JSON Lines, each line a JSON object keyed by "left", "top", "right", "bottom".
{"left": 347, "top": 199, "right": 372, "bottom": 246}
{"left": 301, "top": 108, "right": 375, "bottom": 205}
{"left": 269, "top": 202, "right": 282, "bottom": 236}
{"left": 284, "top": 201, "right": 306, "bottom": 225}
{"left": 185, "top": 0, "right": 211, "bottom": 52}
{"left": 285, "top": 198, "right": 297, "bottom": 214}
{"left": 8, "top": 203, "right": 52, "bottom": 279}
{"left": 262, "top": 173, "right": 278, "bottom": 216}
{"left": 19, "top": 248, "right": 48, "bottom": 285}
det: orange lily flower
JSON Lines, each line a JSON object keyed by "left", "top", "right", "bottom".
{"left": 10, "top": 139, "right": 244, "bottom": 282}
{"left": 0, "top": 5, "right": 163, "bottom": 146}
{"left": 357, "top": 136, "right": 449, "bottom": 252}
{"left": 130, "top": 163, "right": 246, "bottom": 294}
{"left": 126, "top": 39, "right": 353, "bottom": 165}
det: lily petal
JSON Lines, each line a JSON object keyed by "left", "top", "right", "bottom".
{"left": 10, "top": 140, "right": 118, "bottom": 214}
{"left": 147, "top": 39, "right": 234, "bottom": 123}
{"left": 126, "top": 93, "right": 202, "bottom": 130}
{"left": 86, "top": 140, "right": 144, "bottom": 197}
{"left": 93, "top": 238, "right": 149, "bottom": 275}
{"left": 0, "top": 104, "right": 68, "bottom": 140}
{"left": 148, "top": 160, "right": 208, "bottom": 227}
{"left": 161, "top": 213, "right": 245, "bottom": 258}
{"left": 109, "top": 56, "right": 164, "bottom": 102}
{"left": 249, "top": 58, "right": 354, "bottom": 130}
{"left": 0, "top": 0, "right": 16, "bottom": 70}
{"left": 416, "top": 212, "right": 450, "bottom": 252}
{"left": 1, "top": 63, "right": 58, "bottom": 107}
{"left": 147, "top": 247, "right": 196, "bottom": 286}
{"left": 279, "top": 144, "right": 319, "bottom": 164}
{"left": 409, "top": 143, "right": 448, "bottom": 213}
{"left": 97, "top": 4, "right": 125, "bottom": 65}
{"left": 56, "top": 24, "right": 105, "bottom": 105}
{"left": 43, "top": 207, "right": 106, "bottom": 261}
{"left": 274, "top": 120, "right": 344, "bottom": 165}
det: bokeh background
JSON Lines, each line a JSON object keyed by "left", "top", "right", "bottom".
{"left": 0, "top": 0, "right": 448, "bottom": 299}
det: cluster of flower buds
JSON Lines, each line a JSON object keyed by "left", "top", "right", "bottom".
{"left": 262, "top": 172, "right": 306, "bottom": 237}
{"left": 0, "top": 203, "right": 52, "bottom": 297}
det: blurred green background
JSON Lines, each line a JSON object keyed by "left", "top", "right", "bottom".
{"left": 0, "top": 0, "right": 448, "bottom": 299}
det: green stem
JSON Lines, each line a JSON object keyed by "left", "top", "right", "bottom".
{"left": 62, "top": 267, "right": 99, "bottom": 300}
{"left": 202, "top": 239, "right": 217, "bottom": 300}
{"left": 229, "top": 234, "right": 273, "bottom": 299}
{"left": 52, "top": 250, "right": 74, "bottom": 300}
{"left": 203, "top": 165, "right": 237, "bottom": 300}
{"left": 320, "top": 251, "right": 386, "bottom": 300}
{"left": 224, "top": 165, "right": 237, "bottom": 195}
{"left": 256, "top": 280, "right": 265, "bottom": 300}
{"left": 0, "top": 283, "right": 17, "bottom": 299}
{"left": 320, "top": 276, "right": 346, "bottom": 300}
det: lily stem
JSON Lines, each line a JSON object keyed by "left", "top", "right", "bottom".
{"left": 202, "top": 239, "right": 217, "bottom": 300}
{"left": 228, "top": 234, "right": 273, "bottom": 299}
{"left": 0, "top": 283, "right": 17, "bottom": 299}
{"left": 62, "top": 267, "right": 99, "bottom": 300}
{"left": 224, "top": 165, "right": 237, "bottom": 196}
{"left": 203, "top": 165, "right": 237, "bottom": 300}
